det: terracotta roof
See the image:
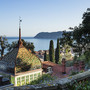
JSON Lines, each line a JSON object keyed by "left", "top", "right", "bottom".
{"left": 42, "top": 61, "right": 57, "bottom": 67}
{"left": 42, "top": 61, "right": 61, "bottom": 70}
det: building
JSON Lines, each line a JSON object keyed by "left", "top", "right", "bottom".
{"left": 42, "top": 61, "right": 56, "bottom": 74}
{"left": 0, "top": 20, "right": 42, "bottom": 86}
{"left": 42, "top": 61, "right": 73, "bottom": 78}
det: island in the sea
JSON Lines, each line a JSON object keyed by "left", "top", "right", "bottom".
{"left": 34, "top": 31, "right": 63, "bottom": 39}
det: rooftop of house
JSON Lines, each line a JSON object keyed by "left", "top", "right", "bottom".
{"left": 0, "top": 43, "right": 41, "bottom": 75}
{"left": 0, "top": 20, "right": 42, "bottom": 75}
{"left": 42, "top": 61, "right": 58, "bottom": 67}
{"left": 42, "top": 61, "right": 73, "bottom": 78}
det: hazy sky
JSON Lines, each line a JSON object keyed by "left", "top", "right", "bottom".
{"left": 0, "top": 0, "right": 90, "bottom": 37}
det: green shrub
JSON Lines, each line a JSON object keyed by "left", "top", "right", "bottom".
{"left": 66, "top": 61, "right": 73, "bottom": 67}
{"left": 73, "top": 80, "right": 90, "bottom": 90}
{"left": 29, "top": 74, "right": 54, "bottom": 85}
{"left": 76, "top": 51, "right": 90, "bottom": 67}
{"left": 77, "top": 54, "right": 86, "bottom": 60}
{"left": 84, "top": 51, "right": 90, "bottom": 66}
{"left": 69, "top": 71, "right": 79, "bottom": 76}
{"left": 67, "top": 80, "right": 90, "bottom": 90}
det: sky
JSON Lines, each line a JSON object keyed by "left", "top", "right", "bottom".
{"left": 0, "top": 0, "right": 90, "bottom": 37}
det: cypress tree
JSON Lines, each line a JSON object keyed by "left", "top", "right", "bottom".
{"left": 55, "top": 39, "right": 60, "bottom": 64}
{"left": 49, "top": 40, "right": 55, "bottom": 62}
{"left": 44, "top": 51, "right": 47, "bottom": 61}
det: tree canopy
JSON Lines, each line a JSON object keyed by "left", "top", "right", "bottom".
{"left": 44, "top": 51, "right": 48, "bottom": 61}
{"left": 49, "top": 40, "right": 55, "bottom": 62}
{"left": 55, "top": 39, "right": 61, "bottom": 64}
{"left": 7, "top": 39, "right": 35, "bottom": 53}
{"left": 0, "top": 36, "right": 8, "bottom": 57}
{"left": 60, "top": 8, "right": 90, "bottom": 55}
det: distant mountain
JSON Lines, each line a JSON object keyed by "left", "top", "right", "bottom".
{"left": 34, "top": 31, "right": 63, "bottom": 39}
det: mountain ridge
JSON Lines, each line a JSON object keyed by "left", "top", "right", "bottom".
{"left": 34, "top": 31, "right": 63, "bottom": 39}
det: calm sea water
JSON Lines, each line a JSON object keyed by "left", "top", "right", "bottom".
{"left": 6, "top": 37, "right": 57, "bottom": 52}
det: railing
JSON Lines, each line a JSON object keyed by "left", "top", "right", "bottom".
{"left": 0, "top": 84, "right": 13, "bottom": 89}
{"left": 2, "top": 70, "right": 90, "bottom": 90}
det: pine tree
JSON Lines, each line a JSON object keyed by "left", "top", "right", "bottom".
{"left": 44, "top": 51, "right": 47, "bottom": 61}
{"left": 49, "top": 40, "right": 55, "bottom": 62}
{"left": 55, "top": 39, "right": 60, "bottom": 64}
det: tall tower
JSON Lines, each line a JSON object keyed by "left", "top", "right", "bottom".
{"left": 18, "top": 17, "right": 23, "bottom": 46}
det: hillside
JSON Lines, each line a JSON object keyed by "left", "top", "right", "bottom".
{"left": 34, "top": 31, "right": 63, "bottom": 39}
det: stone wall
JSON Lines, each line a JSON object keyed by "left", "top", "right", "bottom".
{"left": 2, "top": 70, "right": 90, "bottom": 90}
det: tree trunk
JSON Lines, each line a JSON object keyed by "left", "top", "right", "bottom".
{"left": 1, "top": 47, "right": 4, "bottom": 58}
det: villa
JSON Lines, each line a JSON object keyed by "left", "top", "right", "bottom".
{"left": 0, "top": 20, "right": 42, "bottom": 86}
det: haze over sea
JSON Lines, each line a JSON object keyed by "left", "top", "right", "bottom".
{"left": 6, "top": 37, "right": 57, "bottom": 52}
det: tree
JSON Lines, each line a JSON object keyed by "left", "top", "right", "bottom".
{"left": 0, "top": 36, "right": 8, "bottom": 58}
{"left": 60, "top": 9, "right": 90, "bottom": 56}
{"left": 73, "top": 55, "right": 78, "bottom": 63}
{"left": 82, "top": 8, "right": 90, "bottom": 35}
{"left": 49, "top": 40, "right": 55, "bottom": 62}
{"left": 7, "top": 39, "right": 35, "bottom": 53}
{"left": 60, "top": 31, "right": 73, "bottom": 47}
{"left": 72, "top": 26, "right": 83, "bottom": 56}
{"left": 55, "top": 39, "right": 60, "bottom": 64}
{"left": 44, "top": 51, "right": 48, "bottom": 61}
{"left": 71, "top": 9, "right": 90, "bottom": 55}
{"left": 84, "top": 51, "right": 90, "bottom": 66}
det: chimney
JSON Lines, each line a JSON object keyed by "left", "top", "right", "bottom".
{"left": 62, "top": 58, "right": 66, "bottom": 74}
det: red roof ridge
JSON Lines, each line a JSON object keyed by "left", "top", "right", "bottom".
{"left": 42, "top": 61, "right": 59, "bottom": 67}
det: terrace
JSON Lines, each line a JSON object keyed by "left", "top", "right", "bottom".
{"left": 2, "top": 69, "right": 90, "bottom": 90}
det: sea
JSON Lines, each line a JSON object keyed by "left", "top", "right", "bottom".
{"left": 4, "top": 37, "right": 57, "bottom": 53}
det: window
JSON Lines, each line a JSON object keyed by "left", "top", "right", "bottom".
{"left": 21, "top": 76, "right": 25, "bottom": 85}
{"left": 47, "top": 67, "right": 52, "bottom": 73}
{"left": 34, "top": 74, "right": 37, "bottom": 80}
{"left": 30, "top": 74, "right": 33, "bottom": 82}
{"left": 38, "top": 73, "right": 40, "bottom": 77}
{"left": 17, "top": 77, "right": 20, "bottom": 86}
{"left": 26, "top": 75, "right": 29, "bottom": 84}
